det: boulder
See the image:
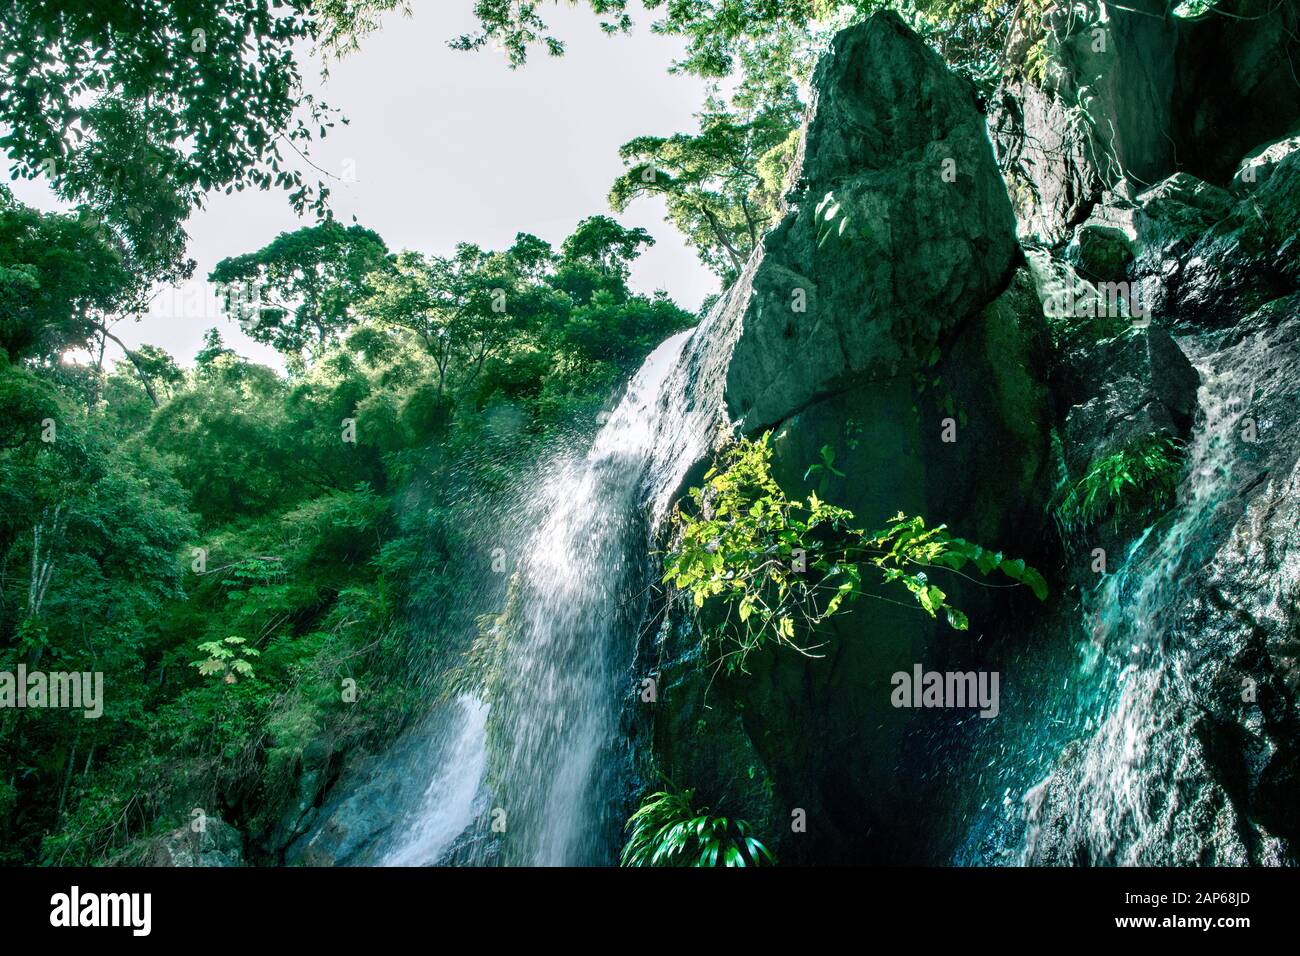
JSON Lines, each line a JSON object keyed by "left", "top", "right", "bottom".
{"left": 722, "top": 11, "right": 1018, "bottom": 431}
{"left": 1056, "top": 326, "right": 1200, "bottom": 478}
{"left": 636, "top": 10, "right": 1051, "bottom": 858}
{"left": 988, "top": 79, "right": 1105, "bottom": 246}
{"left": 1132, "top": 152, "right": 1300, "bottom": 329}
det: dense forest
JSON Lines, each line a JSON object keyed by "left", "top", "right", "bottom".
{"left": 2, "top": 0, "right": 1298, "bottom": 874}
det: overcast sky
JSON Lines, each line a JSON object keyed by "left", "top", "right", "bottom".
{"left": 9, "top": 5, "right": 717, "bottom": 369}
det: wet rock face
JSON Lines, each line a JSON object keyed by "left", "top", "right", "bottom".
{"left": 1025, "top": 293, "right": 1300, "bottom": 865}
{"left": 150, "top": 816, "right": 244, "bottom": 867}
{"left": 1056, "top": 325, "right": 1200, "bottom": 477}
{"left": 1132, "top": 152, "right": 1300, "bottom": 330}
{"left": 723, "top": 11, "right": 1018, "bottom": 431}
{"left": 1014, "top": 82, "right": 1300, "bottom": 863}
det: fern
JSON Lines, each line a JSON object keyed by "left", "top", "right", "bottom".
{"left": 621, "top": 786, "right": 773, "bottom": 868}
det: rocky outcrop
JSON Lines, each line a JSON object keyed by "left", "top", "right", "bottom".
{"left": 1131, "top": 152, "right": 1300, "bottom": 329}
{"left": 991, "top": 0, "right": 1300, "bottom": 246}
{"left": 635, "top": 12, "right": 1055, "bottom": 865}
{"left": 1019, "top": 132, "right": 1300, "bottom": 864}
{"left": 150, "top": 816, "right": 244, "bottom": 867}
{"left": 1025, "top": 290, "right": 1300, "bottom": 865}
{"left": 723, "top": 11, "right": 1018, "bottom": 431}
{"left": 641, "top": 4, "right": 1300, "bottom": 869}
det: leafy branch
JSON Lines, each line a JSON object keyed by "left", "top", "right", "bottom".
{"left": 662, "top": 432, "right": 1047, "bottom": 674}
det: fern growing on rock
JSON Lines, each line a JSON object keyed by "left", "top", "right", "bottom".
{"left": 1054, "top": 432, "right": 1185, "bottom": 541}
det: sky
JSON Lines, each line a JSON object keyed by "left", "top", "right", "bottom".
{"left": 8, "top": 4, "right": 718, "bottom": 370}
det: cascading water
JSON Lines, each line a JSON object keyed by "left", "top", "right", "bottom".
{"left": 382, "top": 695, "right": 490, "bottom": 865}
{"left": 1015, "top": 344, "right": 1261, "bottom": 863}
{"left": 381, "top": 330, "right": 695, "bottom": 866}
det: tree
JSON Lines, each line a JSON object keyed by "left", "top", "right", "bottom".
{"left": 0, "top": 0, "right": 342, "bottom": 278}
{"left": 0, "top": 199, "right": 136, "bottom": 362}
{"left": 359, "top": 242, "right": 562, "bottom": 399}
{"left": 456, "top": 1, "right": 1023, "bottom": 95}
{"left": 610, "top": 98, "right": 800, "bottom": 281}
{"left": 210, "top": 221, "right": 390, "bottom": 357}
{"left": 558, "top": 216, "right": 655, "bottom": 278}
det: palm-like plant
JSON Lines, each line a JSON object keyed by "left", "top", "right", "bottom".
{"left": 621, "top": 786, "right": 774, "bottom": 867}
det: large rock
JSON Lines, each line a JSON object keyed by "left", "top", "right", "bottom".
{"left": 989, "top": 79, "right": 1105, "bottom": 246}
{"left": 991, "top": 0, "right": 1300, "bottom": 245}
{"left": 1132, "top": 152, "right": 1300, "bottom": 329}
{"left": 634, "top": 14, "right": 1052, "bottom": 864}
{"left": 1056, "top": 326, "right": 1200, "bottom": 478}
{"left": 1045, "top": 0, "right": 1179, "bottom": 189}
{"left": 723, "top": 12, "right": 1018, "bottom": 431}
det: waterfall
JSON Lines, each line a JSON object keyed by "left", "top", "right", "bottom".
{"left": 381, "top": 329, "right": 695, "bottom": 866}
{"left": 382, "top": 695, "right": 490, "bottom": 866}
{"left": 1020, "top": 341, "right": 1261, "bottom": 863}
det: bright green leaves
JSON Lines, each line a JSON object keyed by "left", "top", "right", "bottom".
{"left": 192, "top": 636, "right": 262, "bottom": 685}
{"left": 663, "top": 432, "right": 1047, "bottom": 673}
{"left": 621, "top": 786, "right": 774, "bottom": 868}
{"left": 1053, "top": 433, "right": 1184, "bottom": 541}
{"left": 803, "top": 442, "right": 845, "bottom": 493}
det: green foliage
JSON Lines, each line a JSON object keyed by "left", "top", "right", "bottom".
{"left": 0, "top": 198, "right": 138, "bottom": 361}
{"left": 609, "top": 96, "right": 801, "bottom": 281}
{"left": 1, "top": 0, "right": 340, "bottom": 280}
{"left": 663, "top": 432, "right": 1046, "bottom": 672}
{"left": 210, "top": 221, "right": 390, "bottom": 357}
{"left": 459, "top": 1, "right": 1023, "bottom": 97}
{"left": 1172, "top": 0, "right": 1221, "bottom": 17}
{"left": 192, "top": 637, "right": 262, "bottom": 684}
{"left": 0, "top": 202, "right": 694, "bottom": 864}
{"left": 1055, "top": 433, "right": 1185, "bottom": 540}
{"left": 621, "top": 786, "right": 774, "bottom": 867}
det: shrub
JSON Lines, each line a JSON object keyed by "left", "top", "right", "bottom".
{"left": 621, "top": 786, "right": 773, "bottom": 868}
{"left": 663, "top": 431, "right": 1047, "bottom": 674}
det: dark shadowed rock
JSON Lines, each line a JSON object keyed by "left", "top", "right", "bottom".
{"left": 991, "top": 0, "right": 1300, "bottom": 246}
{"left": 1056, "top": 325, "right": 1200, "bottom": 478}
{"left": 1174, "top": 0, "right": 1300, "bottom": 185}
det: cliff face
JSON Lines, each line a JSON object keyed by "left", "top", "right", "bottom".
{"left": 635, "top": 4, "right": 1300, "bottom": 865}
{"left": 633, "top": 11, "right": 1057, "bottom": 865}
